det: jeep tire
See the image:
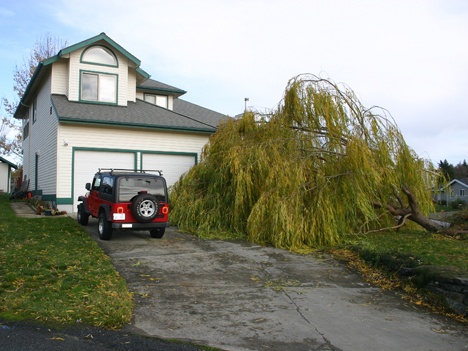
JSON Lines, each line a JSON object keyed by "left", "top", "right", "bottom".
{"left": 132, "top": 194, "right": 159, "bottom": 223}
{"left": 77, "top": 203, "right": 89, "bottom": 226}
{"left": 150, "top": 228, "right": 165, "bottom": 238}
{"left": 98, "top": 212, "right": 113, "bottom": 240}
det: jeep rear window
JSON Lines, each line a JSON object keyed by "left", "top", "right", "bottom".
{"left": 118, "top": 177, "right": 166, "bottom": 202}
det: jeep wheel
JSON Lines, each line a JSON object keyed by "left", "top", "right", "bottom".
{"left": 98, "top": 212, "right": 113, "bottom": 240}
{"left": 132, "top": 194, "right": 159, "bottom": 223}
{"left": 77, "top": 203, "right": 89, "bottom": 226}
{"left": 150, "top": 228, "right": 165, "bottom": 238}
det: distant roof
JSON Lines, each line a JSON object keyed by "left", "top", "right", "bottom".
{"left": 448, "top": 178, "right": 468, "bottom": 188}
{"left": 51, "top": 94, "right": 227, "bottom": 133}
{"left": 0, "top": 156, "right": 18, "bottom": 169}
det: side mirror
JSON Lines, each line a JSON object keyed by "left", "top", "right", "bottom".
{"left": 85, "top": 183, "right": 91, "bottom": 191}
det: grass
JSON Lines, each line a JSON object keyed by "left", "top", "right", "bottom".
{"left": 345, "top": 230, "right": 468, "bottom": 272}
{"left": 0, "top": 194, "right": 133, "bottom": 328}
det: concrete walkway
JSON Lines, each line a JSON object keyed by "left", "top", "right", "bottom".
{"left": 10, "top": 201, "right": 68, "bottom": 219}
{"left": 10, "top": 201, "right": 41, "bottom": 218}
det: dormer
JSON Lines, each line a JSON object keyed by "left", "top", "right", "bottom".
{"left": 136, "top": 78, "right": 186, "bottom": 111}
{"left": 79, "top": 45, "right": 119, "bottom": 104}
{"left": 58, "top": 33, "right": 149, "bottom": 107}
{"left": 14, "top": 33, "right": 151, "bottom": 117}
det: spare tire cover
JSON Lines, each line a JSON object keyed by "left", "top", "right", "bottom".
{"left": 132, "top": 194, "right": 159, "bottom": 222}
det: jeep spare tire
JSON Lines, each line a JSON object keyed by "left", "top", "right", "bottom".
{"left": 132, "top": 194, "right": 159, "bottom": 222}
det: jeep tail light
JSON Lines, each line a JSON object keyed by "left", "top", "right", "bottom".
{"left": 161, "top": 205, "right": 169, "bottom": 215}
{"left": 113, "top": 206, "right": 126, "bottom": 221}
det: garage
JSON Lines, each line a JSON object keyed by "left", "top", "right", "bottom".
{"left": 73, "top": 150, "right": 136, "bottom": 210}
{"left": 141, "top": 153, "right": 196, "bottom": 188}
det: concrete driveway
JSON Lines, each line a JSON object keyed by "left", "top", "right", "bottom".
{"left": 84, "top": 220, "right": 467, "bottom": 351}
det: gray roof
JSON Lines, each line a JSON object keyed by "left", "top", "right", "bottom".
{"left": 51, "top": 95, "right": 227, "bottom": 133}
{"left": 449, "top": 178, "right": 468, "bottom": 188}
{"left": 138, "top": 79, "right": 186, "bottom": 96}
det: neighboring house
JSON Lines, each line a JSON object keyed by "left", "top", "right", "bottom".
{"left": 0, "top": 156, "right": 18, "bottom": 193}
{"left": 14, "top": 33, "right": 227, "bottom": 213}
{"left": 434, "top": 178, "right": 468, "bottom": 205}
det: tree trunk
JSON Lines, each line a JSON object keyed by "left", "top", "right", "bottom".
{"left": 385, "top": 186, "right": 444, "bottom": 233}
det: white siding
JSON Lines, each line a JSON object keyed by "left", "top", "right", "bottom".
{"left": 0, "top": 163, "right": 9, "bottom": 192}
{"left": 22, "top": 75, "right": 58, "bottom": 194}
{"left": 51, "top": 60, "right": 69, "bottom": 95}
{"left": 127, "top": 68, "right": 136, "bottom": 102}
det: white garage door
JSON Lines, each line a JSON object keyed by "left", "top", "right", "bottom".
{"left": 142, "top": 153, "right": 196, "bottom": 188}
{"left": 73, "top": 150, "right": 135, "bottom": 210}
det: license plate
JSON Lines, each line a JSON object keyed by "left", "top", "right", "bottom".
{"left": 113, "top": 213, "right": 126, "bottom": 220}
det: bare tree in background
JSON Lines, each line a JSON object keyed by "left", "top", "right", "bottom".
{"left": 1, "top": 34, "right": 67, "bottom": 159}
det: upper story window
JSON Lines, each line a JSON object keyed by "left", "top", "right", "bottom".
{"left": 144, "top": 94, "right": 168, "bottom": 108}
{"left": 32, "top": 97, "right": 37, "bottom": 123}
{"left": 81, "top": 71, "right": 117, "bottom": 103}
{"left": 81, "top": 46, "right": 118, "bottom": 67}
{"left": 460, "top": 189, "right": 465, "bottom": 197}
{"left": 23, "top": 118, "right": 29, "bottom": 139}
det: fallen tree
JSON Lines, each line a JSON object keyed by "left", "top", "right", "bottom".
{"left": 170, "top": 75, "right": 443, "bottom": 250}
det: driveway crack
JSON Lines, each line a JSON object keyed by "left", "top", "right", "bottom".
{"left": 283, "top": 289, "right": 341, "bottom": 351}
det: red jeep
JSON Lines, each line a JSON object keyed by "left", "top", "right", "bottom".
{"left": 77, "top": 169, "right": 169, "bottom": 240}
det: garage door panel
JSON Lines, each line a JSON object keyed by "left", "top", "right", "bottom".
{"left": 73, "top": 151, "right": 135, "bottom": 210}
{"left": 142, "top": 154, "right": 195, "bottom": 188}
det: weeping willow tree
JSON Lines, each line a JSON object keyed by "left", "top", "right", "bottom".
{"left": 170, "top": 75, "right": 442, "bottom": 251}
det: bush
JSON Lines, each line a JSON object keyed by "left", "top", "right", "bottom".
{"left": 450, "top": 199, "right": 466, "bottom": 210}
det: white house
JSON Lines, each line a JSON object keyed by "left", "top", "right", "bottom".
{"left": 14, "top": 33, "right": 226, "bottom": 213}
{"left": 0, "top": 156, "right": 18, "bottom": 193}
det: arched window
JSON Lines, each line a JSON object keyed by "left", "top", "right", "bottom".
{"left": 81, "top": 46, "right": 118, "bottom": 67}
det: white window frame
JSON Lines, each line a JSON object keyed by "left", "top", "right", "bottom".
{"left": 144, "top": 93, "right": 168, "bottom": 108}
{"left": 81, "top": 46, "right": 118, "bottom": 67}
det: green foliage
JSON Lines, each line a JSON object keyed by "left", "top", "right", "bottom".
{"left": 0, "top": 195, "right": 133, "bottom": 328}
{"left": 347, "top": 231, "right": 468, "bottom": 272}
{"left": 170, "top": 75, "right": 437, "bottom": 251}
{"left": 450, "top": 198, "right": 466, "bottom": 210}
{"left": 438, "top": 159, "right": 455, "bottom": 181}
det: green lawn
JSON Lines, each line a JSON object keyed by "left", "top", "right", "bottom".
{"left": 0, "top": 194, "right": 133, "bottom": 328}
{"left": 345, "top": 230, "right": 468, "bottom": 272}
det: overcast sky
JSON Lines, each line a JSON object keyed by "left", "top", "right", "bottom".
{"left": 1, "top": 0, "right": 467, "bottom": 165}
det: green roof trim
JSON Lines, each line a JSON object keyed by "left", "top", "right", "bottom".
{"left": 136, "top": 67, "right": 150, "bottom": 80}
{"left": 0, "top": 156, "right": 18, "bottom": 169}
{"left": 58, "top": 117, "right": 216, "bottom": 134}
{"left": 59, "top": 32, "right": 141, "bottom": 67}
